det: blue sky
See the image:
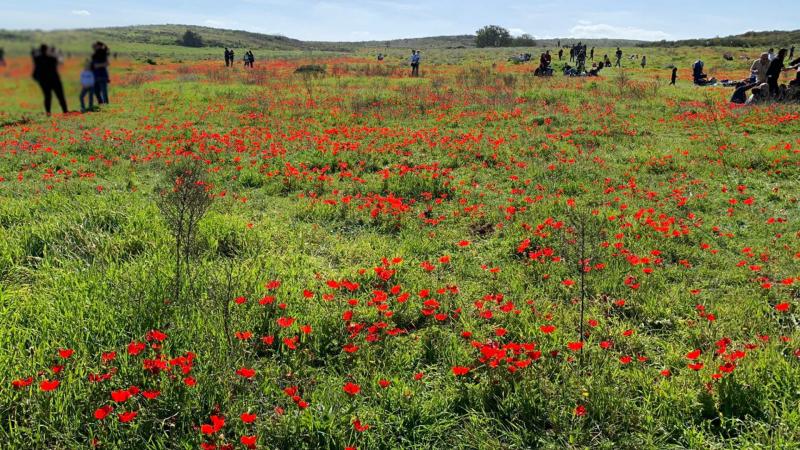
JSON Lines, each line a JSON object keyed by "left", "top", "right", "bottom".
{"left": 2, "top": 0, "right": 799, "bottom": 41}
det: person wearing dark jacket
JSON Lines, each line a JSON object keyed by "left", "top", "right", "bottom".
{"left": 670, "top": 67, "right": 678, "bottom": 85}
{"left": 730, "top": 82, "right": 758, "bottom": 104}
{"left": 32, "top": 44, "right": 68, "bottom": 115}
{"left": 91, "top": 41, "right": 111, "bottom": 104}
{"left": 766, "top": 48, "right": 787, "bottom": 96}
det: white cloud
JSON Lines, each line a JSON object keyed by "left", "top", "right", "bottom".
{"left": 569, "top": 22, "right": 670, "bottom": 41}
{"left": 509, "top": 28, "right": 527, "bottom": 37}
{"left": 71, "top": 10, "right": 91, "bottom": 16}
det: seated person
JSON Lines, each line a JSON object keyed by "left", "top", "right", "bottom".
{"left": 730, "top": 82, "right": 758, "bottom": 104}
{"left": 789, "top": 69, "right": 800, "bottom": 87}
{"left": 745, "top": 84, "right": 770, "bottom": 105}
{"left": 588, "top": 62, "right": 605, "bottom": 76}
{"left": 693, "top": 60, "right": 710, "bottom": 85}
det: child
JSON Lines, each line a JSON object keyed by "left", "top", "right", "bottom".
{"left": 79, "top": 61, "right": 95, "bottom": 112}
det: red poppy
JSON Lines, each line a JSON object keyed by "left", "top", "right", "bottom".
{"left": 58, "top": 348, "right": 74, "bottom": 359}
{"left": 118, "top": 411, "right": 138, "bottom": 423}
{"left": 12, "top": 377, "right": 33, "bottom": 389}
{"left": 94, "top": 405, "right": 113, "bottom": 420}
{"left": 686, "top": 349, "right": 702, "bottom": 360}
{"left": 142, "top": 390, "right": 161, "bottom": 400}
{"left": 240, "top": 412, "right": 257, "bottom": 424}
{"left": 775, "top": 303, "right": 790, "bottom": 312}
{"left": 378, "top": 379, "right": 390, "bottom": 388}
{"left": 540, "top": 325, "right": 556, "bottom": 334}
{"left": 39, "top": 380, "right": 59, "bottom": 392}
{"left": 127, "top": 341, "right": 146, "bottom": 356}
{"left": 343, "top": 382, "right": 361, "bottom": 396}
{"left": 688, "top": 362, "right": 704, "bottom": 371}
{"left": 240, "top": 435, "right": 257, "bottom": 449}
{"left": 277, "top": 317, "right": 295, "bottom": 328}
{"left": 567, "top": 342, "right": 584, "bottom": 351}
{"left": 236, "top": 367, "right": 256, "bottom": 379}
{"left": 111, "top": 389, "right": 132, "bottom": 403}
{"left": 353, "top": 419, "right": 370, "bottom": 432}
{"left": 451, "top": 366, "right": 470, "bottom": 376}
{"left": 574, "top": 405, "right": 586, "bottom": 416}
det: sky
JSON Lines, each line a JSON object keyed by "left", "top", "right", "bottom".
{"left": 2, "top": 0, "right": 799, "bottom": 42}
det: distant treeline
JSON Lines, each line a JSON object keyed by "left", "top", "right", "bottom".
{"left": 644, "top": 30, "right": 800, "bottom": 48}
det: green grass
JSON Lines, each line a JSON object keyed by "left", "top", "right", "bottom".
{"left": 0, "top": 44, "right": 798, "bottom": 449}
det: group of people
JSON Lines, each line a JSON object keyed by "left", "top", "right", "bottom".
{"left": 30, "top": 41, "right": 111, "bottom": 115}
{"left": 536, "top": 45, "right": 635, "bottom": 77}
{"left": 224, "top": 48, "right": 256, "bottom": 68}
{"left": 729, "top": 47, "right": 800, "bottom": 104}
{"left": 224, "top": 48, "right": 236, "bottom": 66}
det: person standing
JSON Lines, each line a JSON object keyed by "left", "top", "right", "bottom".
{"left": 224, "top": 48, "right": 230, "bottom": 67}
{"left": 410, "top": 50, "right": 420, "bottom": 77}
{"left": 91, "top": 41, "right": 110, "bottom": 105}
{"left": 0, "top": 47, "right": 5, "bottom": 67}
{"left": 590, "top": 47, "right": 595, "bottom": 61}
{"left": 750, "top": 53, "right": 770, "bottom": 84}
{"left": 32, "top": 45, "right": 68, "bottom": 115}
{"left": 767, "top": 48, "right": 775, "bottom": 61}
{"left": 641, "top": 55, "right": 646, "bottom": 69}
{"left": 670, "top": 67, "right": 678, "bottom": 85}
{"left": 558, "top": 48, "right": 563, "bottom": 61}
{"left": 766, "top": 48, "right": 787, "bottom": 97}
{"left": 790, "top": 46, "right": 795, "bottom": 59}
{"left": 615, "top": 47, "right": 623, "bottom": 67}
{"left": 79, "top": 61, "right": 95, "bottom": 113}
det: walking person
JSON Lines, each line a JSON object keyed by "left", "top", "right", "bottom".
{"left": 91, "top": 41, "right": 110, "bottom": 105}
{"left": 590, "top": 47, "right": 595, "bottom": 61}
{"left": 229, "top": 49, "right": 235, "bottom": 67}
{"left": 224, "top": 48, "right": 230, "bottom": 67}
{"left": 32, "top": 44, "right": 68, "bottom": 115}
{"left": 558, "top": 48, "right": 563, "bottom": 61}
{"left": 670, "top": 67, "right": 678, "bottom": 85}
{"left": 641, "top": 55, "right": 646, "bottom": 69}
{"left": 248, "top": 51, "right": 255, "bottom": 68}
{"left": 615, "top": 47, "right": 623, "bottom": 67}
{"left": 79, "top": 61, "right": 95, "bottom": 113}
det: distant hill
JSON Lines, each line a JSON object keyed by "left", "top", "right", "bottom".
{"left": 2, "top": 25, "right": 796, "bottom": 58}
{"left": 0, "top": 25, "right": 476, "bottom": 54}
{"left": 0, "top": 24, "right": 648, "bottom": 56}
{"left": 646, "top": 29, "right": 800, "bottom": 48}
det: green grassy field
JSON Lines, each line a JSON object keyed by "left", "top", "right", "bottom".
{"left": 0, "top": 37, "right": 799, "bottom": 450}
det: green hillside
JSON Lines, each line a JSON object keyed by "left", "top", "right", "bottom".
{"left": 648, "top": 29, "right": 800, "bottom": 48}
